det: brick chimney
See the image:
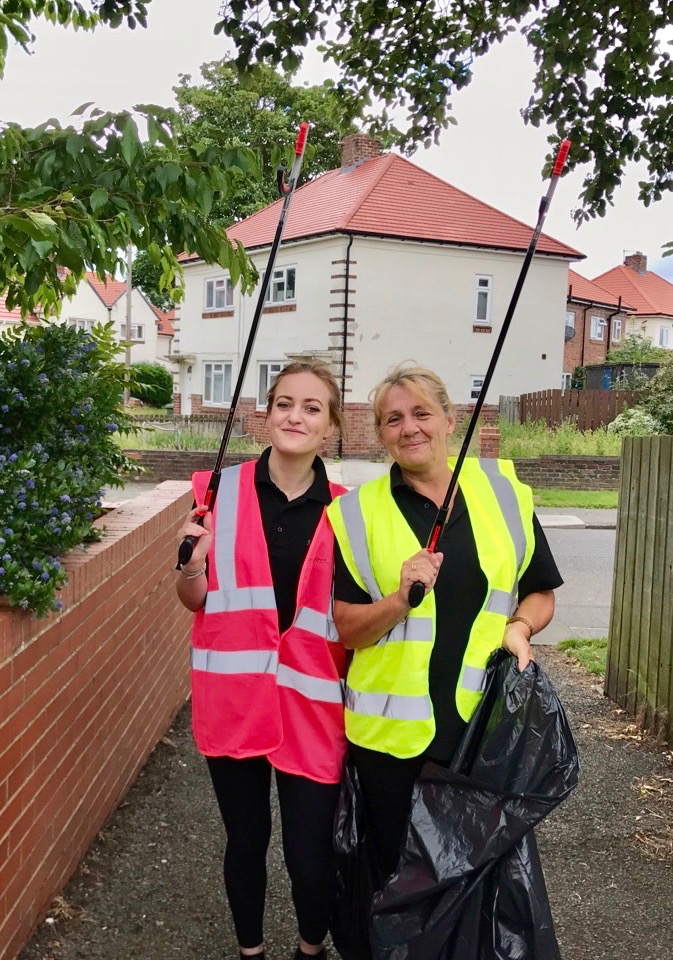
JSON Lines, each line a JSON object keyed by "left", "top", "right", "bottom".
{"left": 340, "top": 133, "right": 382, "bottom": 169}
{"left": 624, "top": 251, "right": 648, "bottom": 274}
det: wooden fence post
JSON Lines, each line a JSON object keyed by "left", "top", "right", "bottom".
{"left": 606, "top": 436, "right": 673, "bottom": 742}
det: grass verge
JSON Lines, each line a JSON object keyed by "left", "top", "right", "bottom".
{"left": 533, "top": 489, "right": 619, "bottom": 508}
{"left": 557, "top": 636, "right": 608, "bottom": 677}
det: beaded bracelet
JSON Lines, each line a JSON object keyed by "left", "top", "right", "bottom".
{"left": 179, "top": 565, "right": 207, "bottom": 580}
{"left": 505, "top": 615, "right": 534, "bottom": 641}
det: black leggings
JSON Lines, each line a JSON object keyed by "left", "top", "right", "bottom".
{"left": 350, "top": 744, "right": 425, "bottom": 885}
{"left": 207, "top": 755, "right": 341, "bottom": 949}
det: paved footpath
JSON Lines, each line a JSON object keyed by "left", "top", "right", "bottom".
{"left": 18, "top": 647, "right": 673, "bottom": 960}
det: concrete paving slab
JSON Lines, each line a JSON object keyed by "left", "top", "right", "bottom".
{"left": 538, "top": 514, "right": 585, "bottom": 529}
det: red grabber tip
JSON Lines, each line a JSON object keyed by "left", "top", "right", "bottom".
{"left": 295, "top": 122, "right": 309, "bottom": 156}
{"left": 552, "top": 139, "right": 571, "bottom": 177}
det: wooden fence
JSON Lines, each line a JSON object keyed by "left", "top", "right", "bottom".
{"left": 605, "top": 436, "right": 673, "bottom": 741}
{"left": 519, "top": 389, "right": 641, "bottom": 430}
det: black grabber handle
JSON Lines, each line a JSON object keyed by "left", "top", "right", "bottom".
{"left": 408, "top": 139, "right": 572, "bottom": 608}
{"left": 176, "top": 122, "right": 310, "bottom": 569}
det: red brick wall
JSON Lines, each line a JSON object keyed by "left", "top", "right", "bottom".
{"left": 0, "top": 483, "right": 194, "bottom": 960}
{"left": 564, "top": 306, "right": 630, "bottom": 374}
{"left": 170, "top": 399, "right": 499, "bottom": 459}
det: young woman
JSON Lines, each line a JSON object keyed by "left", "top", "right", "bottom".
{"left": 177, "top": 361, "right": 348, "bottom": 960}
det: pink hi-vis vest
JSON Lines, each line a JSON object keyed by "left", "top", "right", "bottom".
{"left": 190, "top": 462, "right": 348, "bottom": 784}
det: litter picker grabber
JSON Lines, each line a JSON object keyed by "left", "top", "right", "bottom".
{"left": 177, "top": 121, "right": 310, "bottom": 568}
{"left": 407, "top": 139, "right": 571, "bottom": 609}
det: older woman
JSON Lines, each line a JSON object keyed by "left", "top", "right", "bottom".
{"left": 327, "top": 364, "right": 563, "bottom": 885}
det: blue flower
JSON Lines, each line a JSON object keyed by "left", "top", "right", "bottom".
{"left": 0, "top": 405, "right": 8, "bottom": 413}
{"left": 50, "top": 508, "right": 59, "bottom": 517}
{"left": 83, "top": 403, "right": 92, "bottom": 413}
{"left": 2, "top": 553, "right": 11, "bottom": 561}
{"left": 32, "top": 560, "right": 43, "bottom": 571}
{"left": 21, "top": 358, "right": 30, "bottom": 366}
{"left": 17, "top": 502, "right": 26, "bottom": 510}
{"left": 14, "top": 392, "right": 24, "bottom": 401}
{"left": 56, "top": 601, "right": 64, "bottom": 610}
{"left": 76, "top": 424, "right": 85, "bottom": 433}
{"left": 105, "top": 422, "right": 119, "bottom": 432}
{"left": 31, "top": 501, "right": 39, "bottom": 509}
{"left": 40, "top": 572, "right": 50, "bottom": 582}
{"left": 60, "top": 494, "right": 71, "bottom": 503}
{"left": 26, "top": 479, "right": 35, "bottom": 489}
{"left": 8, "top": 453, "right": 18, "bottom": 463}
{"left": 0, "top": 567, "right": 4, "bottom": 576}
{"left": 71, "top": 407, "right": 79, "bottom": 416}
{"left": 4, "top": 529, "right": 13, "bottom": 536}
{"left": 38, "top": 374, "right": 49, "bottom": 385}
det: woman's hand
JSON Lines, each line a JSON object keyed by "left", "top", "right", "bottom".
{"left": 397, "top": 549, "right": 444, "bottom": 606}
{"left": 177, "top": 504, "right": 213, "bottom": 569}
{"left": 502, "top": 621, "right": 535, "bottom": 671}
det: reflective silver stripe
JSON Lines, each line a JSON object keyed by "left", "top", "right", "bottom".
{"left": 461, "top": 664, "right": 487, "bottom": 692}
{"left": 206, "top": 465, "right": 277, "bottom": 614}
{"left": 479, "top": 459, "right": 527, "bottom": 571}
{"left": 338, "top": 491, "right": 383, "bottom": 600}
{"left": 277, "top": 664, "right": 344, "bottom": 704}
{"left": 345, "top": 687, "right": 433, "bottom": 721}
{"left": 295, "top": 606, "right": 327, "bottom": 636}
{"left": 377, "top": 616, "right": 434, "bottom": 645}
{"left": 485, "top": 588, "right": 517, "bottom": 617}
{"left": 326, "top": 612, "right": 340, "bottom": 643}
{"left": 192, "top": 648, "right": 279, "bottom": 674}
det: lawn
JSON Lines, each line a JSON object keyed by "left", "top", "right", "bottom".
{"left": 557, "top": 637, "right": 608, "bottom": 677}
{"left": 533, "top": 489, "right": 619, "bottom": 508}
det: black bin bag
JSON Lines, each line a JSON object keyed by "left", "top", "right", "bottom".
{"left": 333, "top": 650, "right": 580, "bottom": 960}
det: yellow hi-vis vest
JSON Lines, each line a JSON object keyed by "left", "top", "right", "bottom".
{"left": 327, "top": 457, "right": 535, "bottom": 758}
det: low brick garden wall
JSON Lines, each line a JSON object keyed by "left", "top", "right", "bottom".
{"left": 128, "top": 450, "right": 621, "bottom": 490}
{"left": 0, "top": 482, "right": 194, "bottom": 960}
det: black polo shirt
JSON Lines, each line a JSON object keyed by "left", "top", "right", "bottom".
{"left": 255, "top": 447, "right": 333, "bottom": 634}
{"left": 334, "top": 462, "right": 563, "bottom": 762}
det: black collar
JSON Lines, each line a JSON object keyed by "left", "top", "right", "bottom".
{"left": 255, "top": 446, "right": 332, "bottom": 505}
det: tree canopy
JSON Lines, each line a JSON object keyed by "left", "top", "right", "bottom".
{"left": 216, "top": 0, "right": 673, "bottom": 228}
{"left": 0, "top": 2, "right": 259, "bottom": 316}
{"left": 174, "top": 59, "right": 359, "bottom": 224}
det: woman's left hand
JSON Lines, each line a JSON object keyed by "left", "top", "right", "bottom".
{"left": 502, "top": 622, "right": 535, "bottom": 671}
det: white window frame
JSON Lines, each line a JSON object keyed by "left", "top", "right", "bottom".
{"left": 561, "top": 372, "right": 572, "bottom": 390}
{"left": 590, "top": 315, "right": 605, "bottom": 340}
{"left": 474, "top": 275, "right": 492, "bottom": 325}
{"left": 658, "top": 326, "right": 670, "bottom": 348}
{"left": 68, "top": 317, "right": 95, "bottom": 333}
{"left": 204, "top": 276, "right": 234, "bottom": 311}
{"left": 120, "top": 322, "right": 144, "bottom": 341}
{"left": 566, "top": 310, "right": 575, "bottom": 331}
{"left": 263, "top": 266, "right": 296, "bottom": 304}
{"left": 203, "top": 361, "right": 233, "bottom": 406}
{"left": 612, "top": 317, "right": 622, "bottom": 342}
{"left": 257, "top": 361, "right": 284, "bottom": 408}
{"left": 469, "top": 375, "right": 485, "bottom": 401}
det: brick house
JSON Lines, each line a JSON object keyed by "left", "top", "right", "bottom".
{"left": 172, "top": 135, "right": 583, "bottom": 456}
{"left": 564, "top": 269, "right": 633, "bottom": 386}
{"left": 593, "top": 252, "right": 673, "bottom": 352}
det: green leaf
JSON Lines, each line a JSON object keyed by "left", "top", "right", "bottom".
{"left": 119, "top": 115, "right": 140, "bottom": 167}
{"left": 90, "top": 187, "right": 109, "bottom": 212}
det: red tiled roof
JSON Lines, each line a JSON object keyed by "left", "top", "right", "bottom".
{"left": 592, "top": 265, "right": 673, "bottom": 319}
{"left": 86, "top": 272, "right": 127, "bottom": 307}
{"left": 181, "top": 153, "right": 583, "bottom": 261}
{"left": 567, "top": 269, "right": 633, "bottom": 310}
{"left": 0, "top": 297, "right": 39, "bottom": 324}
{"left": 153, "top": 307, "right": 175, "bottom": 337}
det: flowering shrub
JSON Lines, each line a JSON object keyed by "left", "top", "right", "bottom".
{"left": 0, "top": 321, "right": 139, "bottom": 616}
{"left": 606, "top": 407, "right": 664, "bottom": 436}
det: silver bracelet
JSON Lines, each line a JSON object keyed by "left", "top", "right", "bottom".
{"left": 179, "top": 565, "right": 206, "bottom": 580}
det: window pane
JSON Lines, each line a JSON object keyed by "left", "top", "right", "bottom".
{"left": 205, "top": 365, "right": 212, "bottom": 401}
{"left": 258, "top": 364, "right": 269, "bottom": 406}
{"left": 224, "top": 365, "right": 232, "bottom": 402}
{"left": 286, "top": 268, "right": 296, "bottom": 300}
{"left": 476, "top": 291, "right": 489, "bottom": 321}
{"left": 205, "top": 282, "right": 214, "bottom": 309}
{"left": 566, "top": 311, "right": 575, "bottom": 330}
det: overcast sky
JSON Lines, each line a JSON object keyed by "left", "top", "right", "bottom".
{"left": 2, "top": 0, "right": 672, "bottom": 281}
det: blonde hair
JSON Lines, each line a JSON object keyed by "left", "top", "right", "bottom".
{"left": 266, "top": 360, "right": 345, "bottom": 435}
{"left": 371, "top": 362, "right": 455, "bottom": 432}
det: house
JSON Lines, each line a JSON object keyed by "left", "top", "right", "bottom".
{"left": 173, "top": 135, "right": 583, "bottom": 456}
{"left": 0, "top": 297, "right": 39, "bottom": 331}
{"left": 593, "top": 252, "right": 673, "bottom": 351}
{"left": 67, "top": 273, "right": 175, "bottom": 370}
{"left": 1, "top": 276, "right": 175, "bottom": 373}
{"left": 564, "top": 269, "right": 634, "bottom": 385}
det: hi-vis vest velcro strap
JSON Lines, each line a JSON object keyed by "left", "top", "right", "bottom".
{"left": 345, "top": 687, "right": 433, "bottom": 720}
{"left": 338, "top": 487, "right": 434, "bottom": 644}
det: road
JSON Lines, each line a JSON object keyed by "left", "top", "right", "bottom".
{"left": 537, "top": 527, "right": 615, "bottom": 644}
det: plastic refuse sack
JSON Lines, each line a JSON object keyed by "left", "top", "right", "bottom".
{"left": 332, "top": 650, "right": 580, "bottom": 960}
